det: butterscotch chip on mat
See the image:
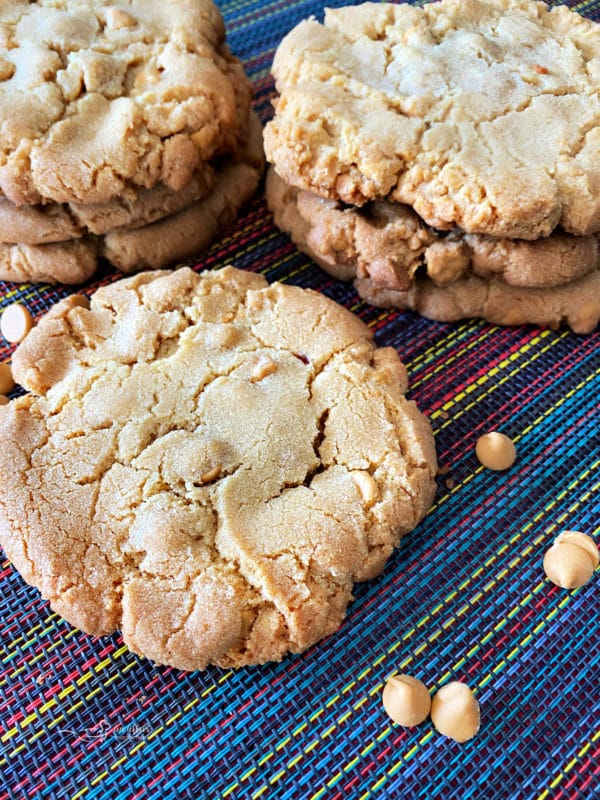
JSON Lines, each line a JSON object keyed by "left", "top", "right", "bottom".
{"left": 264, "top": 0, "right": 600, "bottom": 239}
{"left": 0, "top": 266, "right": 437, "bottom": 670}
{"left": 0, "top": 0, "right": 253, "bottom": 205}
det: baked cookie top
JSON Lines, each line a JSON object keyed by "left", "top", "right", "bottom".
{"left": 264, "top": 0, "right": 600, "bottom": 239}
{"left": 0, "top": 0, "right": 252, "bottom": 205}
{"left": 0, "top": 267, "right": 436, "bottom": 670}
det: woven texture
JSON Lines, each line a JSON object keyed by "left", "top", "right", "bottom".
{"left": 1, "top": 2, "right": 599, "bottom": 798}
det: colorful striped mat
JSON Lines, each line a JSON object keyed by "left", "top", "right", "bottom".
{"left": 1, "top": 2, "right": 599, "bottom": 799}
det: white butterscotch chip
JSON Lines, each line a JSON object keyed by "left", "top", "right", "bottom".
{"left": 1, "top": 303, "right": 34, "bottom": 343}
{"left": 199, "top": 463, "right": 222, "bottom": 484}
{"left": 352, "top": 470, "right": 378, "bottom": 508}
{"left": 382, "top": 675, "right": 431, "bottom": 727}
{"left": 543, "top": 531, "right": 599, "bottom": 589}
{"left": 105, "top": 8, "right": 137, "bottom": 29}
{"left": 475, "top": 432, "right": 516, "bottom": 471}
{"left": 250, "top": 357, "right": 278, "bottom": 383}
{"left": 0, "top": 362, "right": 14, "bottom": 394}
{"left": 430, "top": 682, "right": 480, "bottom": 743}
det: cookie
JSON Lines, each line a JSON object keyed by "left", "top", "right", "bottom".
{"left": 0, "top": 238, "right": 97, "bottom": 285}
{"left": 0, "top": 164, "right": 216, "bottom": 244}
{"left": 264, "top": 0, "right": 600, "bottom": 239}
{"left": 356, "top": 271, "right": 600, "bottom": 334}
{"left": 102, "top": 158, "right": 261, "bottom": 273}
{"left": 0, "top": 113, "right": 264, "bottom": 284}
{"left": 267, "top": 168, "right": 599, "bottom": 291}
{"left": 0, "top": 0, "right": 253, "bottom": 205}
{"left": 0, "top": 267, "right": 437, "bottom": 670}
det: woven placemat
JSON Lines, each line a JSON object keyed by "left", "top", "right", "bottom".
{"left": 1, "top": 2, "right": 598, "bottom": 799}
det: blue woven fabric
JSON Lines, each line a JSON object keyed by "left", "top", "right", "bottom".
{"left": 1, "top": 3, "right": 599, "bottom": 799}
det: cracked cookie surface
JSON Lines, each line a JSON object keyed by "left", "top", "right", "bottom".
{"left": 264, "top": 0, "right": 600, "bottom": 239}
{"left": 0, "top": 0, "right": 252, "bottom": 205}
{"left": 0, "top": 266, "right": 437, "bottom": 669}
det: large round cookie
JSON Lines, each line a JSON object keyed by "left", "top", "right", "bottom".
{"left": 264, "top": 0, "right": 600, "bottom": 239}
{"left": 356, "top": 271, "right": 600, "bottom": 335}
{"left": 0, "top": 164, "right": 217, "bottom": 244}
{"left": 0, "top": 0, "right": 252, "bottom": 205}
{"left": 0, "top": 267, "right": 437, "bottom": 670}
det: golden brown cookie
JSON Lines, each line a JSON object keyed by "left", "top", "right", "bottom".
{"left": 267, "top": 168, "right": 600, "bottom": 291}
{"left": 0, "top": 0, "right": 252, "bottom": 205}
{"left": 0, "top": 267, "right": 437, "bottom": 670}
{"left": 0, "top": 113, "right": 264, "bottom": 284}
{"left": 264, "top": 0, "right": 600, "bottom": 239}
{"left": 0, "top": 165, "right": 217, "bottom": 244}
{"left": 356, "top": 272, "right": 600, "bottom": 335}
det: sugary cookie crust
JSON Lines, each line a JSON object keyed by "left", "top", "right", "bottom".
{"left": 0, "top": 0, "right": 253, "bottom": 205}
{"left": 0, "top": 267, "right": 437, "bottom": 670}
{"left": 264, "top": 0, "right": 600, "bottom": 239}
{"left": 267, "top": 167, "right": 599, "bottom": 292}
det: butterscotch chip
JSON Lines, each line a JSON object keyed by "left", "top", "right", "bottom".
{"left": 0, "top": 0, "right": 253, "bottom": 205}
{"left": 0, "top": 266, "right": 437, "bottom": 670}
{"left": 1, "top": 303, "right": 34, "bottom": 343}
{"left": 543, "top": 531, "right": 599, "bottom": 589}
{"left": 0, "top": 394, "right": 9, "bottom": 405}
{"left": 475, "top": 432, "right": 516, "bottom": 471}
{"left": 382, "top": 675, "right": 431, "bottom": 727}
{"left": 265, "top": 0, "right": 600, "bottom": 239}
{"left": 431, "top": 682, "right": 480, "bottom": 742}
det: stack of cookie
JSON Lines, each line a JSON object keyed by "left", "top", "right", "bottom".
{"left": 0, "top": 0, "right": 263, "bottom": 285}
{"left": 265, "top": 0, "right": 600, "bottom": 333}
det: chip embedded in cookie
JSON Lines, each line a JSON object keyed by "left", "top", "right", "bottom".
{"left": 264, "top": 0, "right": 600, "bottom": 239}
{"left": 0, "top": 267, "right": 437, "bottom": 670}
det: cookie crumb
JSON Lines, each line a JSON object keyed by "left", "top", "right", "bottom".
{"left": 533, "top": 64, "right": 549, "bottom": 74}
